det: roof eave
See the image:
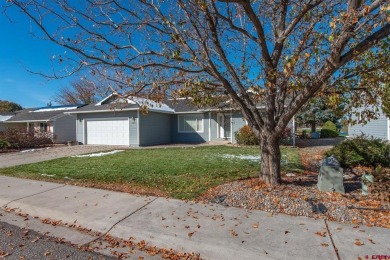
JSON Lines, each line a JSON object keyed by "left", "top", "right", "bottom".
{"left": 66, "top": 108, "right": 140, "bottom": 114}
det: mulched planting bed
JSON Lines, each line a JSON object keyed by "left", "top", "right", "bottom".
{"left": 199, "top": 147, "right": 390, "bottom": 229}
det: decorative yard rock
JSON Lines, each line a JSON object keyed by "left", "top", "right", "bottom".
{"left": 361, "top": 173, "right": 374, "bottom": 195}
{"left": 317, "top": 156, "right": 345, "bottom": 194}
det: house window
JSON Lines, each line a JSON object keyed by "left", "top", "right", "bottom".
{"left": 28, "top": 123, "right": 34, "bottom": 132}
{"left": 40, "top": 123, "right": 48, "bottom": 133}
{"left": 178, "top": 114, "right": 204, "bottom": 133}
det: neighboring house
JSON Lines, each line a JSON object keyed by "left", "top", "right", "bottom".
{"left": 0, "top": 112, "right": 24, "bottom": 132}
{"left": 67, "top": 94, "right": 250, "bottom": 146}
{"left": 4, "top": 105, "right": 86, "bottom": 143}
{"left": 348, "top": 107, "right": 390, "bottom": 141}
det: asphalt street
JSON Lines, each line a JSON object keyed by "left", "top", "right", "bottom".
{"left": 0, "top": 221, "right": 114, "bottom": 260}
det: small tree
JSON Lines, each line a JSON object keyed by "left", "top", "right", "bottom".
{"left": 296, "top": 97, "right": 343, "bottom": 133}
{"left": 0, "top": 100, "right": 22, "bottom": 112}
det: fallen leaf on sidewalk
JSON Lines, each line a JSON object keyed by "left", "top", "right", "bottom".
{"left": 321, "top": 243, "right": 329, "bottom": 247}
{"left": 284, "top": 231, "right": 290, "bottom": 235}
{"left": 354, "top": 239, "right": 364, "bottom": 246}
{"left": 188, "top": 231, "right": 195, "bottom": 238}
{"left": 252, "top": 223, "right": 259, "bottom": 228}
{"left": 367, "top": 238, "right": 375, "bottom": 244}
{"left": 315, "top": 231, "right": 327, "bottom": 237}
{"left": 229, "top": 230, "right": 238, "bottom": 237}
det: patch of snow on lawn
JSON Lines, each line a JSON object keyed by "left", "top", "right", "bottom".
{"left": 221, "top": 154, "right": 260, "bottom": 162}
{"left": 72, "top": 150, "right": 124, "bottom": 158}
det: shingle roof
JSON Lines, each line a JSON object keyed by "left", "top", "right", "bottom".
{"left": 5, "top": 105, "right": 85, "bottom": 122}
{"left": 164, "top": 99, "right": 199, "bottom": 113}
{"left": 0, "top": 111, "right": 17, "bottom": 116}
{"left": 165, "top": 98, "right": 238, "bottom": 113}
{"left": 67, "top": 103, "right": 140, "bottom": 113}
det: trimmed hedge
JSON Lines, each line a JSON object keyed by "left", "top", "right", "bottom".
{"left": 325, "top": 135, "right": 390, "bottom": 168}
{"left": 234, "top": 125, "right": 259, "bottom": 145}
{"left": 320, "top": 121, "right": 339, "bottom": 138}
{"left": 234, "top": 125, "right": 293, "bottom": 145}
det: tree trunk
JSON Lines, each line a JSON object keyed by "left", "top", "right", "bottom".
{"left": 310, "top": 120, "right": 316, "bottom": 133}
{"left": 259, "top": 134, "right": 282, "bottom": 185}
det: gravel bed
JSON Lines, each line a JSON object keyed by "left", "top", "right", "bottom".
{"left": 201, "top": 176, "right": 389, "bottom": 228}
{"left": 200, "top": 145, "right": 389, "bottom": 229}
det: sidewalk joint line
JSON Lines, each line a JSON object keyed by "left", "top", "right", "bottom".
{"left": 324, "top": 219, "right": 340, "bottom": 260}
{"left": 82, "top": 197, "right": 159, "bottom": 246}
{"left": 0, "top": 184, "right": 67, "bottom": 209}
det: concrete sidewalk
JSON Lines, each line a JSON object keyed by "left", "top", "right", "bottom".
{"left": 0, "top": 176, "right": 388, "bottom": 259}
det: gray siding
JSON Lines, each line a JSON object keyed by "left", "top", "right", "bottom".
{"left": 171, "top": 113, "right": 209, "bottom": 143}
{"left": 349, "top": 109, "right": 389, "bottom": 140}
{"left": 53, "top": 115, "right": 76, "bottom": 143}
{"left": 210, "top": 113, "right": 219, "bottom": 141}
{"left": 139, "top": 112, "right": 171, "bottom": 146}
{"left": 231, "top": 112, "right": 247, "bottom": 143}
{"left": 76, "top": 111, "right": 139, "bottom": 146}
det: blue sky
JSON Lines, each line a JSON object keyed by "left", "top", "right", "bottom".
{"left": 0, "top": 8, "right": 74, "bottom": 108}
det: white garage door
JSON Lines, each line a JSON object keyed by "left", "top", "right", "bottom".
{"left": 86, "top": 119, "right": 129, "bottom": 145}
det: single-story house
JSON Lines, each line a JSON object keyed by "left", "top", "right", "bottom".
{"left": 4, "top": 104, "right": 86, "bottom": 143}
{"left": 67, "top": 94, "right": 253, "bottom": 146}
{"left": 348, "top": 107, "right": 390, "bottom": 141}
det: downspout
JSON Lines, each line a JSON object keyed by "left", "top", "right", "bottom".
{"left": 137, "top": 110, "right": 140, "bottom": 146}
{"left": 52, "top": 119, "right": 56, "bottom": 143}
{"left": 208, "top": 112, "right": 211, "bottom": 142}
{"left": 387, "top": 116, "right": 390, "bottom": 141}
{"left": 230, "top": 110, "right": 233, "bottom": 143}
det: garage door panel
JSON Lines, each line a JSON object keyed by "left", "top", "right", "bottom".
{"left": 86, "top": 119, "right": 129, "bottom": 145}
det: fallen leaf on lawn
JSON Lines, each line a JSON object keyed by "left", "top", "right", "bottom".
{"left": 354, "top": 239, "right": 365, "bottom": 246}
{"left": 188, "top": 231, "right": 195, "bottom": 238}
{"left": 0, "top": 250, "right": 10, "bottom": 257}
{"left": 31, "top": 237, "right": 40, "bottom": 243}
{"left": 321, "top": 243, "right": 329, "bottom": 247}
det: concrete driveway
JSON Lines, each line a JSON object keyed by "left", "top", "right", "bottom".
{"left": 0, "top": 145, "right": 128, "bottom": 168}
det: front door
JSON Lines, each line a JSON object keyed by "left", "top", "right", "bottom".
{"left": 218, "top": 114, "right": 231, "bottom": 139}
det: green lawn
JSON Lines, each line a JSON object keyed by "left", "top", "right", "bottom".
{"left": 0, "top": 146, "right": 303, "bottom": 199}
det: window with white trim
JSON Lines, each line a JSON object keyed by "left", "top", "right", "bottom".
{"left": 40, "top": 123, "right": 48, "bottom": 133}
{"left": 178, "top": 114, "right": 204, "bottom": 133}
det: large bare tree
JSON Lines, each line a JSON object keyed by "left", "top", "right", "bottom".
{"left": 5, "top": 0, "right": 389, "bottom": 185}
{"left": 54, "top": 79, "right": 107, "bottom": 105}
